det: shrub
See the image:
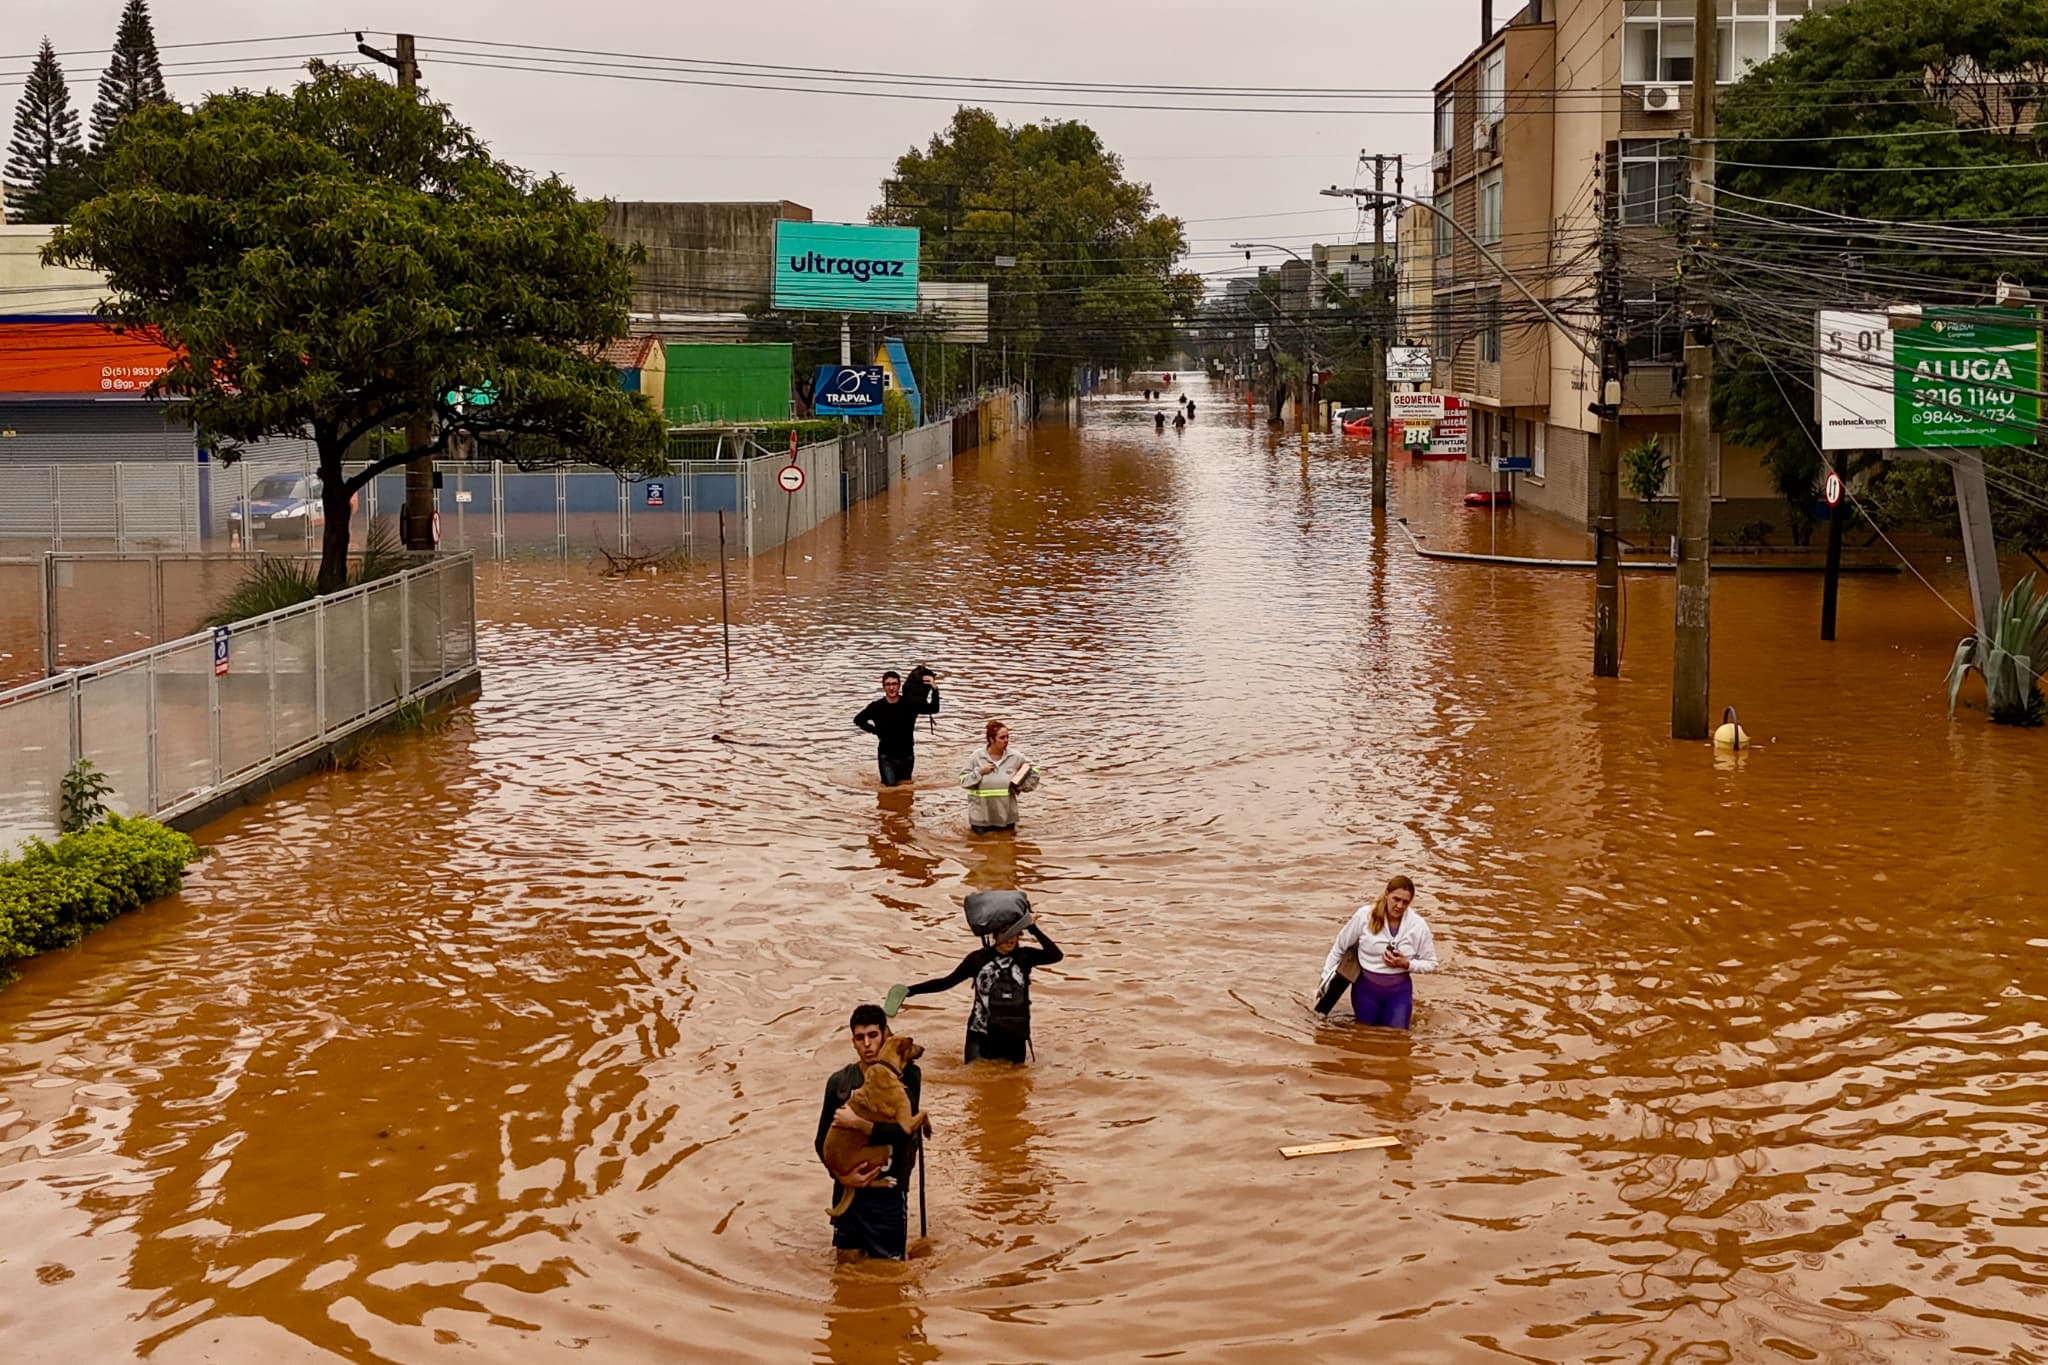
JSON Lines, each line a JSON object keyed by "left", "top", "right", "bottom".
{"left": 1623, "top": 436, "right": 1671, "bottom": 546}
{"left": 1732, "top": 518, "right": 1774, "bottom": 548}
{"left": 60, "top": 759, "right": 114, "bottom": 834}
{"left": 0, "top": 816, "right": 201, "bottom": 975}
{"left": 1947, "top": 573, "right": 2048, "bottom": 727}
{"left": 206, "top": 516, "right": 408, "bottom": 626}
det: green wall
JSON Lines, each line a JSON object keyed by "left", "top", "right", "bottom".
{"left": 663, "top": 343, "right": 792, "bottom": 426}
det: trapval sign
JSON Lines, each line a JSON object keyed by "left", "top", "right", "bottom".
{"left": 773, "top": 222, "right": 921, "bottom": 313}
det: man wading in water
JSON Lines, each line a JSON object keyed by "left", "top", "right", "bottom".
{"left": 855, "top": 668, "right": 941, "bottom": 787}
{"left": 815, "top": 1004, "right": 924, "bottom": 1260}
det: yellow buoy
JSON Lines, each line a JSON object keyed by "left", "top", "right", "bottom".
{"left": 1714, "top": 706, "right": 1749, "bottom": 750}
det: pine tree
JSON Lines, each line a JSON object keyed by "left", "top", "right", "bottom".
{"left": 4, "top": 39, "right": 87, "bottom": 224}
{"left": 88, "top": 0, "right": 169, "bottom": 153}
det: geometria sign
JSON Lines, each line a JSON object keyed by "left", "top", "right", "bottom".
{"left": 1816, "top": 307, "right": 2039, "bottom": 451}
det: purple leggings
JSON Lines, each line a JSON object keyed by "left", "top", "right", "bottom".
{"left": 1350, "top": 970, "right": 1414, "bottom": 1029}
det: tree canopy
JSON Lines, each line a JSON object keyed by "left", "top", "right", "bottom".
{"left": 871, "top": 109, "right": 1200, "bottom": 397}
{"left": 88, "top": 0, "right": 169, "bottom": 153}
{"left": 1714, "top": 0, "right": 2048, "bottom": 549}
{"left": 45, "top": 62, "right": 666, "bottom": 590}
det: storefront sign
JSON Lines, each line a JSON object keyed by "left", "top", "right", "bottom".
{"left": 1429, "top": 398, "right": 1469, "bottom": 457}
{"left": 0, "top": 321, "right": 175, "bottom": 396}
{"left": 1387, "top": 346, "right": 1433, "bottom": 383}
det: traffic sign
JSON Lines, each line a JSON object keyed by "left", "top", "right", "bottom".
{"left": 1825, "top": 471, "right": 1843, "bottom": 507}
{"left": 777, "top": 463, "right": 807, "bottom": 493}
{"left": 212, "top": 626, "right": 230, "bottom": 677}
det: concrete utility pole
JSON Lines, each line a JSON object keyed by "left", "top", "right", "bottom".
{"left": 1671, "top": 6, "right": 1717, "bottom": 739}
{"left": 360, "top": 32, "right": 437, "bottom": 555}
{"left": 1369, "top": 153, "right": 1393, "bottom": 512}
{"left": 1593, "top": 141, "right": 1625, "bottom": 678}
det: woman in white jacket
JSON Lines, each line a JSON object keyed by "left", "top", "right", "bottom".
{"left": 961, "top": 719, "right": 1039, "bottom": 834}
{"left": 1315, "top": 875, "right": 1437, "bottom": 1029}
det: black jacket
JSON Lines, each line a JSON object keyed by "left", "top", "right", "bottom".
{"left": 854, "top": 689, "right": 941, "bottom": 756}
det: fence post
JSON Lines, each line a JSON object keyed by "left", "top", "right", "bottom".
{"left": 114, "top": 462, "right": 127, "bottom": 553}
{"left": 145, "top": 653, "right": 160, "bottom": 815}
{"left": 264, "top": 619, "right": 279, "bottom": 760}
{"left": 492, "top": 460, "right": 505, "bottom": 561}
{"left": 314, "top": 593, "right": 328, "bottom": 741}
{"left": 398, "top": 571, "right": 413, "bottom": 700}
{"left": 67, "top": 673, "right": 82, "bottom": 767}
{"left": 361, "top": 592, "right": 372, "bottom": 721}
{"left": 436, "top": 559, "right": 447, "bottom": 680}
{"left": 466, "top": 557, "right": 477, "bottom": 669}
{"left": 555, "top": 470, "right": 568, "bottom": 561}
{"left": 40, "top": 552, "right": 56, "bottom": 678}
{"left": 152, "top": 555, "right": 166, "bottom": 644}
{"left": 207, "top": 644, "right": 222, "bottom": 788}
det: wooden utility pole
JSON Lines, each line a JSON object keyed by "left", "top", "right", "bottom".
{"left": 1593, "top": 141, "right": 1625, "bottom": 678}
{"left": 1673, "top": 8, "right": 1717, "bottom": 739}
{"left": 1370, "top": 154, "right": 1392, "bottom": 511}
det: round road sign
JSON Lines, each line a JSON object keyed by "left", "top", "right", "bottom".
{"left": 777, "top": 463, "right": 807, "bottom": 494}
{"left": 1824, "top": 471, "right": 1844, "bottom": 507}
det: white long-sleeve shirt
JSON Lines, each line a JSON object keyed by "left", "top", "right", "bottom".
{"left": 1319, "top": 905, "right": 1439, "bottom": 992}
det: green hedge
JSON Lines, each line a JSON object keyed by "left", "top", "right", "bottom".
{"left": 0, "top": 816, "right": 201, "bottom": 974}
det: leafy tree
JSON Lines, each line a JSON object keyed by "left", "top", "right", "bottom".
{"left": 87, "top": 0, "right": 169, "bottom": 153}
{"left": 45, "top": 63, "right": 666, "bottom": 592}
{"left": 1624, "top": 436, "right": 1671, "bottom": 545}
{"left": 4, "top": 39, "right": 93, "bottom": 224}
{"left": 872, "top": 109, "right": 1200, "bottom": 398}
{"left": 1715, "top": 0, "right": 2048, "bottom": 550}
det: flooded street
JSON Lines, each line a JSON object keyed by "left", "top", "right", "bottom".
{"left": 2, "top": 380, "right": 2044, "bottom": 1363}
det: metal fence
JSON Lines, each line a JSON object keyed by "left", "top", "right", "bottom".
{"left": 0, "top": 555, "right": 477, "bottom": 851}
{"left": 0, "top": 394, "right": 1026, "bottom": 564}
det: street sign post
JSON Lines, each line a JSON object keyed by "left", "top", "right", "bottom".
{"left": 1824, "top": 471, "right": 1843, "bottom": 507}
{"left": 777, "top": 463, "right": 806, "bottom": 494}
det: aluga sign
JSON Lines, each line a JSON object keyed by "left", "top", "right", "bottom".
{"left": 1816, "top": 308, "right": 2039, "bottom": 451}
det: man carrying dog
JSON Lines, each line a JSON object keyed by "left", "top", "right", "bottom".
{"left": 855, "top": 667, "right": 941, "bottom": 788}
{"left": 814, "top": 1004, "right": 924, "bottom": 1260}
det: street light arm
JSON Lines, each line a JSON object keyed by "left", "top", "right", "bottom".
{"left": 1321, "top": 187, "right": 1599, "bottom": 367}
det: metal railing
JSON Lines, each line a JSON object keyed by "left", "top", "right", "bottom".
{"left": 0, "top": 554, "right": 477, "bottom": 851}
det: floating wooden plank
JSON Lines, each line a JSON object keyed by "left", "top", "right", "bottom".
{"left": 1279, "top": 1136, "right": 1402, "bottom": 1159}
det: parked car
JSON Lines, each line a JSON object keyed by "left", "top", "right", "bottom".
{"left": 228, "top": 474, "right": 353, "bottom": 543}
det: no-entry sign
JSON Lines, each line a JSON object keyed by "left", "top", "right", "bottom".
{"left": 777, "top": 463, "right": 806, "bottom": 493}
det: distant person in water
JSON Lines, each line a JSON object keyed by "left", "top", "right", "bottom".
{"left": 962, "top": 719, "right": 1039, "bottom": 834}
{"left": 1173, "top": 412, "right": 1186, "bottom": 433}
{"left": 1156, "top": 411, "right": 1167, "bottom": 432}
{"left": 1315, "top": 875, "right": 1438, "bottom": 1029}
{"left": 1186, "top": 398, "right": 1197, "bottom": 418}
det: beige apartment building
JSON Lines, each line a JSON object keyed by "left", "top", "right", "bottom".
{"left": 1427, "top": 0, "right": 1848, "bottom": 533}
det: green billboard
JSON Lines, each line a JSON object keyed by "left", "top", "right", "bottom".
{"left": 1895, "top": 310, "right": 2038, "bottom": 450}
{"left": 664, "top": 343, "right": 791, "bottom": 426}
{"left": 773, "top": 221, "right": 921, "bottom": 313}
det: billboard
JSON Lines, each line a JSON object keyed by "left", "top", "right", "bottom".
{"left": 917, "top": 281, "right": 989, "bottom": 343}
{"left": 1387, "top": 346, "right": 1433, "bottom": 383}
{"left": 773, "top": 222, "right": 921, "bottom": 313}
{"left": 0, "top": 320, "right": 177, "bottom": 397}
{"left": 1816, "top": 308, "right": 2039, "bottom": 451}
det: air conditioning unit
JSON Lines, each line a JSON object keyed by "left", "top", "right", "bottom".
{"left": 1431, "top": 148, "right": 1451, "bottom": 173}
{"left": 1641, "top": 84, "right": 1681, "bottom": 113}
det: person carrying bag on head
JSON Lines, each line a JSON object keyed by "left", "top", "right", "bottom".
{"left": 887, "top": 891, "right": 1064, "bottom": 1064}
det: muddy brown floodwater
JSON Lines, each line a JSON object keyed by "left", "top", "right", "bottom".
{"left": 3, "top": 381, "right": 2045, "bottom": 1363}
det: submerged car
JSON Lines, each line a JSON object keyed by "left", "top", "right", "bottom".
{"left": 229, "top": 474, "right": 347, "bottom": 542}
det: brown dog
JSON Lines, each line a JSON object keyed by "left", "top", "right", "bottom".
{"left": 822, "top": 1034, "right": 930, "bottom": 1217}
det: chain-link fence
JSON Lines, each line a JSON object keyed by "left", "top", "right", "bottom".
{"left": 0, "top": 555, "right": 478, "bottom": 851}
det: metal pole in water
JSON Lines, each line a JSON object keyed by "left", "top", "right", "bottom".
{"left": 718, "top": 510, "right": 732, "bottom": 679}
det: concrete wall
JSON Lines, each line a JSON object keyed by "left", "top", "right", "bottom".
{"left": 600, "top": 201, "right": 811, "bottom": 318}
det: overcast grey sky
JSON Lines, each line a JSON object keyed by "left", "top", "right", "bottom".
{"left": 7, "top": 1, "right": 1490, "bottom": 284}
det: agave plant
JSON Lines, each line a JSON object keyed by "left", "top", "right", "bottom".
{"left": 1946, "top": 573, "right": 2048, "bottom": 726}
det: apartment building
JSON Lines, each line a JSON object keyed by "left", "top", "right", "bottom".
{"left": 1428, "top": 0, "right": 1848, "bottom": 531}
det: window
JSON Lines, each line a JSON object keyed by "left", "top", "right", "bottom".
{"left": 1434, "top": 297, "right": 1453, "bottom": 358}
{"left": 1624, "top": 277, "right": 1684, "bottom": 364}
{"left": 1479, "top": 293, "right": 1502, "bottom": 364}
{"left": 1532, "top": 422, "right": 1548, "bottom": 479}
{"left": 1435, "top": 189, "right": 1455, "bottom": 258}
{"left": 1478, "top": 170, "right": 1503, "bottom": 246}
{"left": 1479, "top": 50, "right": 1506, "bottom": 127}
{"left": 1435, "top": 93, "right": 1455, "bottom": 153}
{"left": 1621, "top": 140, "right": 1686, "bottom": 226}
{"left": 1625, "top": 1, "right": 1838, "bottom": 85}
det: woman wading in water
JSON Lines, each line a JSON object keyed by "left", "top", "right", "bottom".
{"left": 961, "top": 719, "right": 1039, "bottom": 834}
{"left": 1315, "top": 875, "right": 1438, "bottom": 1028}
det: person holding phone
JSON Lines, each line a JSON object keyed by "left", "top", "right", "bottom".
{"left": 1314, "top": 875, "right": 1437, "bottom": 1029}
{"left": 961, "top": 719, "right": 1039, "bottom": 834}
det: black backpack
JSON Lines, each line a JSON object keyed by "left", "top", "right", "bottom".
{"left": 982, "top": 959, "right": 1030, "bottom": 1039}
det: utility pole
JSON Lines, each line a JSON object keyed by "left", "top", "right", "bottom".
{"left": 1820, "top": 451, "right": 1847, "bottom": 640}
{"left": 359, "top": 33, "right": 436, "bottom": 554}
{"left": 1672, "top": 7, "right": 1717, "bottom": 739}
{"left": 1593, "top": 141, "right": 1625, "bottom": 677}
{"left": 1369, "top": 153, "right": 1393, "bottom": 512}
